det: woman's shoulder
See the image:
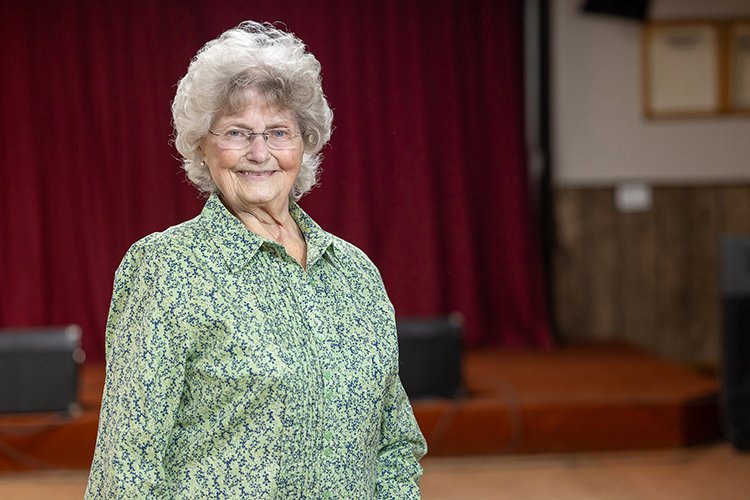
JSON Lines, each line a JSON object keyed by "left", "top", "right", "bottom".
{"left": 129, "top": 216, "right": 202, "bottom": 254}
{"left": 326, "top": 234, "right": 384, "bottom": 280}
{"left": 108, "top": 218, "right": 210, "bottom": 326}
{"left": 117, "top": 216, "right": 206, "bottom": 276}
{"left": 327, "top": 233, "right": 370, "bottom": 262}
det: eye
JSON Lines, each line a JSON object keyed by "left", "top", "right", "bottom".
{"left": 267, "top": 128, "right": 291, "bottom": 139}
{"left": 224, "top": 128, "right": 248, "bottom": 138}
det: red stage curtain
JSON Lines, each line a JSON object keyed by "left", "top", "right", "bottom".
{"left": 0, "top": 0, "right": 552, "bottom": 360}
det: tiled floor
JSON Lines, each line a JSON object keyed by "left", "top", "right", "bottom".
{"left": 0, "top": 443, "right": 747, "bottom": 499}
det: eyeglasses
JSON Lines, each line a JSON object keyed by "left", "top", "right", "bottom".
{"left": 208, "top": 127, "right": 301, "bottom": 150}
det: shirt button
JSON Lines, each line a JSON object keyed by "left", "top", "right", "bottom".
{"left": 322, "top": 492, "right": 330, "bottom": 499}
{"left": 323, "top": 370, "right": 332, "bottom": 381}
{"left": 323, "top": 447, "right": 332, "bottom": 457}
{"left": 324, "top": 431, "right": 333, "bottom": 441}
{"left": 325, "top": 389, "right": 334, "bottom": 400}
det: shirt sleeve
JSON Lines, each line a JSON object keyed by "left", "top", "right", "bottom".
{"left": 375, "top": 365, "right": 428, "bottom": 498}
{"left": 85, "top": 240, "right": 189, "bottom": 499}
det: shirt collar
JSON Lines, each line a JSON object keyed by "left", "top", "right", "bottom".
{"left": 289, "top": 201, "right": 335, "bottom": 268}
{"left": 199, "top": 193, "right": 335, "bottom": 273}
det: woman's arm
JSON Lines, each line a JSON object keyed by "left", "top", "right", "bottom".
{"left": 375, "top": 368, "right": 428, "bottom": 499}
{"left": 85, "top": 241, "right": 189, "bottom": 499}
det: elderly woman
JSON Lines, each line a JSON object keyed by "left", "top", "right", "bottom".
{"left": 85, "top": 21, "right": 426, "bottom": 499}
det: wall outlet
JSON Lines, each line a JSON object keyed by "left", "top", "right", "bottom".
{"left": 615, "top": 182, "right": 652, "bottom": 213}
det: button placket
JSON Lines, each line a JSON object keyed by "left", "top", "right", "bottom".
{"left": 312, "top": 313, "right": 326, "bottom": 342}
{"left": 302, "top": 269, "right": 336, "bottom": 495}
{"left": 320, "top": 371, "right": 335, "bottom": 467}
{"left": 299, "top": 272, "right": 326, "bottom": 344}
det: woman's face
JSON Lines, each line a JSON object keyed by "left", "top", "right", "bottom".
{"left": 201, "top": 90, "right": 303, "bottom": 214}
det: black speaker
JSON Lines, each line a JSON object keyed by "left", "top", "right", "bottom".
{"left": 582, "top": 0, "right": 650, "bottom": 21}
{"left": 396, "top": 314, "right": 463, "bottom": 399}
{"left": 719, "top": 235, "right": 750, "bottom": 450}
{"left": 0, "top": 325, "right": 84, "bottom": 414}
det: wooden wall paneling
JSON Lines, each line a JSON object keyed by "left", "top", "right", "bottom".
{"left": 714, "top": 187, "right": 750, "bottom": 370}
{"left": 614, "top": 199, "right": 658, "bottom": 354}
{"left": 552, "top": 185, "right": 749, "bottom": 365}
{"left": 581, "top": 188, "right": 617, "bottom": 340}
{"left": 720, "top": 186, "right": 750, "bottom": 233}
{"left": 553, "top": 189, "right": 589, "bottom": 341}
{"left": 653, "top": 187, "right": 689, "bottom": 360}
{"left": 683, "top": 188, "right": 722, "bottom": 365}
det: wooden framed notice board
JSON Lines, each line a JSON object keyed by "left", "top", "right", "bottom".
{"left": 642, "top": 20, "right": 750, "bottom": 118}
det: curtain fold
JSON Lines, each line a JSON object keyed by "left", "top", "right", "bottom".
{"left": 0, "top": 0, "right": 552, "bottom": 360}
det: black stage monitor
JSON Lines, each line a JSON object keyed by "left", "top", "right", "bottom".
{"left": 397, "top": 314, "right": 463, "bottom": 399}
{"left": 0, "top": 325, "right": 84, "bottom": 414}
{"left": 719, "top": 235, "right": 750, "bottom": 450}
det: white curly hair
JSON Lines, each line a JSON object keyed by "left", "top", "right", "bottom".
{"left": 172, "top": 21, "right": 333, "bottom": 200}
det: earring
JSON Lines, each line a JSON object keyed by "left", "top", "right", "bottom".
{"left": 200, "top": 160, "right": 206, "bottom": 166}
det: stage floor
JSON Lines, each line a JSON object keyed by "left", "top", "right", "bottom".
{"left": 0, "top": 342, "right": 722, "bottom": 470}
{"left": 414, "top": 342, "right": 721, "bottom": 455}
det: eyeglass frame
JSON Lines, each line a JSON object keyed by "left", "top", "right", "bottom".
{"left": 208, "top": 127, "right": 302, "bottom": 151}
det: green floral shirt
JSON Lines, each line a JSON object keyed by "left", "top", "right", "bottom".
{"left": 85, "top": 194, "right": 426, "bottom": 499}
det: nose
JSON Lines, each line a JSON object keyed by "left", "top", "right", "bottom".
{"left": 243, "top": 133, "right": 271, "bottom": 162}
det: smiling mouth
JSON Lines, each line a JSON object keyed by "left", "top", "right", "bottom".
{"left": 236, "top": 170, "right": 276, "bottom": 177}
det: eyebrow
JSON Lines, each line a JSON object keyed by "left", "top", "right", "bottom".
{"left": 223, "top": 120, "right": 295, "bottom": 131}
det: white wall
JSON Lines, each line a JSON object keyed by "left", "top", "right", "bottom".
{"left": 553, "top": 0, "right": 750, "bottom": 186}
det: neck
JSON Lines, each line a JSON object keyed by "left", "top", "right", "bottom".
{"left": 217, "top": 195, "right": 287, "bottom": 235}
{"left": 218, "top": 195, "right": 307, "bottom": 268}
{"left": 244, "top": 210, "right": 299, "bottom": 244}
